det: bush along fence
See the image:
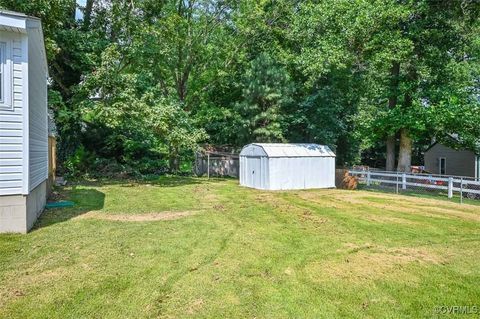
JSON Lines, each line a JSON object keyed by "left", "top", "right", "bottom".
{"left": 348, "top": 169, "right": 480, "bottom": 203}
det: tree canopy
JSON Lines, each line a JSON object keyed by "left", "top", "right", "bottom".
{"left": 1, "top": 0, "right": 479, "bottom": 176}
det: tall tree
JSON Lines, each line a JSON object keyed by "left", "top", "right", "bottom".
{"left": 235, "top": 53, "right": 294, "bottom": 144}
{"left": 386, "top": 62, "right": 400, "bottom": 171}
{"left": 391, "top": 1, "right": 479, "bottom": 171}
{"left": 294, "top": 0, "right": 480, "bottom": 171}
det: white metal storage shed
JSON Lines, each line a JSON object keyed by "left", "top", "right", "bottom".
{"left": 239, "top": 143, "right": 335, "bottom": 190}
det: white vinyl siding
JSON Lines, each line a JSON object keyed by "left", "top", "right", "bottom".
{"left": 0, "top": 16, "right": 48, "bottom": 196}
{"left": 0, "top": 32, "right": 24, "bottom": 195}
{"left": 27, "top": 24, "right": 47, "bottom": 191}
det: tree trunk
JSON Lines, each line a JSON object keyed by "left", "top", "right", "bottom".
{"left": 82, "top": 0, "right": 94, "bottom": 30}
{"left": 386, "top": 61, "right": 400, "bottom": 171}
{"left": 169, "top": 146, "right": 180, "bottom": 172}
{"left": 70, "top": 1, "right": 77, "bottom": 22}
{"left": 397, "top": 128, "right": 412, "bottom": 172}
{"left": 386, "top": 135, "right": 396, "bottom": 171}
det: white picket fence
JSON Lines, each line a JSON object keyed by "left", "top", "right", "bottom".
{"left": 348, "top": 169, "right": 480, "bottom": 201}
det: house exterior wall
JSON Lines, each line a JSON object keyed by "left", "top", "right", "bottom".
{"left": 0, "top": 30, "right": 27, "bottom": 195}
{"left": 0, "top": 12, "right": 48, "bottom": 233}
{"left": 424, "top": 143, "right": 476, "bottom": 177}
{"left": 27, "top": 20, "right": 47, "bottom": 191}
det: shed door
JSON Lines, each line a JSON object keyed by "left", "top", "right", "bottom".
{"left": 246, "top": 156, "right": 262, "bottom": 188}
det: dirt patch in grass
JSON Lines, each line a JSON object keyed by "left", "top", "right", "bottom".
{"left": 361, "top": 214, "right": 420, "bottom": 225}
{"left": 367, "top": 199, "right": 480, "bottom": 222}
{"left": 296, "top": 191, "right": 369, "bottom": 211}
{"left": 298, "top": 209, "right": 328, "bottom": 226}
{"left": 197, "top": 187, "right": 224, "bottom": 210}
{"left": 403, "top": 202, "right": 480, "bottom": 222}
{"left": 255, "top": 192, "right": 330, "bottom": 227}
{"left": 297, "top": 190, "right": 480, "bottom": 222}
{"left": 0, "top": 267, "right": 72, "bottom": 308}
{"left": 75, "top": 210, "right": 199, "bottom": 222}
{"left": 308, "top": 243, "right": 445, "bottom": 283}
{"left": 187, "top": 298, "right": 205, "bottom": 315}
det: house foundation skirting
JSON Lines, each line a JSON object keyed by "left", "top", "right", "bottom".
{"left": 0, "top": 181, "right": 47, "bottom": 233}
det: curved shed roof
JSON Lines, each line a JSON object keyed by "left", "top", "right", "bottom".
{"left": 240, "top": 143, "right": 335, "bottom": 158}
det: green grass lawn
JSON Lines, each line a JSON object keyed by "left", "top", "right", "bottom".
{"left": 1, "top": 177, "right": 480, "bottom": 318}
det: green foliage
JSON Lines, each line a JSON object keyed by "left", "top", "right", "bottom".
{"left": 293, "top": 0, "right": 480, "bottom": 167}
{"left": 64, "top": 145, "right": 93, "bottom": 177}
{"left": 234, "top": 53, "right": 293, "bottom": 144}
{"left": 74, "top": 43, "right": 207, "bottom": 173}
{"left": 1, "top": 0, "right": 479, "bottom": 173}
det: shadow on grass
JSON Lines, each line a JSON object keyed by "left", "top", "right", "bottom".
{"left": 32, "top": 188, "right": 105, "bottom": 231}
{"left": 32, "top": 175, "right": 235, "bottom": 231}
{"left": 68, "top": 175, "right": 231, "bottom": 188}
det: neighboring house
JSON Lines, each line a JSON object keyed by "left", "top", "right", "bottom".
{"left": 424, "top": 142, "right": 480, "bottom": 179}
{"left": 0, "top": 11, "right": 48, "bottom": 233}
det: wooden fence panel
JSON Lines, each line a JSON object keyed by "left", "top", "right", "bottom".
{"left": 47, "top": 136, "right": 56, "bottom": 194}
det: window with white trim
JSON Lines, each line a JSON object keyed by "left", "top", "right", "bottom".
{"left": 0, "top": 42, "right": 4, "bottom": 104}
{"left": 0, "top": 41, "right": 12, "bottom": 110}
